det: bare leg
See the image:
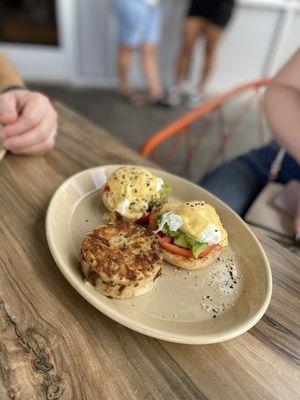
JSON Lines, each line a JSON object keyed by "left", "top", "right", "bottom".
{"left": 118, "top": 45, "right": 134, "bottom": 93}
{"left": 176, "top": 17, "right": 206, "bottom": 86}
{"left": 199, "top": 23, "right": 223, "bottom": 91}
{"left": 140, "top": 42, "right": 163, "bottom": 99}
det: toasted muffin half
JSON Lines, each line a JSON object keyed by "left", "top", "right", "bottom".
{"left": 80, "top": 220, "right": 163, "bottom": 298}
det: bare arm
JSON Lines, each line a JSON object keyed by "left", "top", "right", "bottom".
{"left": 264, "top": 49, "right": 300, "bottom": 164}
{"left": 0, "top": 53, "right": 24, "bottom": 91}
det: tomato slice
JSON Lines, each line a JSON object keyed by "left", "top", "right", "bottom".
{"left": 199, "top": 244, "right": 218, "bottom": 257}
{"left": 158, "top": 235, "right": 217, "bottom": 259}
{"left": 158, "top": 236, "right": 193, "bottom": 258}
{"left": 136, "top": 214, "right": 150, "bottom": 223}
{"left": 159, "top": 235, "right": 172, "bottom": 243}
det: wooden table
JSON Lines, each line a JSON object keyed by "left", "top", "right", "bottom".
{"left": 0, "top": 103, "right": 299, "bottom": 400}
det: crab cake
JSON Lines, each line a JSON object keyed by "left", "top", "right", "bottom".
{"left": 80, "top": 220, "right": 163, "bottom": 299}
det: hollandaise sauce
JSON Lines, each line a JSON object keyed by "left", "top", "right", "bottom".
{"left": 103, "top": 167, "right": 165, "bottom": 219}
{"left": 158, "top": 201, "right": 228, "bottom": 248}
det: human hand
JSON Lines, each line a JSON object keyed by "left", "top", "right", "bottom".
{"left": 0, "top": 89, "right": 57, "bottom": 155}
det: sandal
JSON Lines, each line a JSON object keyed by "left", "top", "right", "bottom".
{"left": 151, "top": 97, "right": 172, "bottom": 108}
{"left": 120, "top": 91, "right": 143, "bottom": 106}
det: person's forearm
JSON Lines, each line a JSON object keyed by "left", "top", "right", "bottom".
{"left": 264, "top": 49, "right": 300, "bottom": 164}
{"left": 264, "top": 84, "right": 300, "bottom": 164}
{"left": 0, "top": 53, "right": 24, "bottom": 92}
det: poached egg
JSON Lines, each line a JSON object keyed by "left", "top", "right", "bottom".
{"left": 159, "top": 201, "right": 228, "bottom": 247}
{"left": 103, "top": 166, "right": 168, "bottom": 220}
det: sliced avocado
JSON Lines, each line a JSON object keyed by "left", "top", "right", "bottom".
{"left": 174, "top": 235, "right": 187, "bottom": 248}
{"left": 149, "top": 198, "right": 163, "bottom": 207}
{"left": 160, "top": 222, "right": 173, "bottom": 237}
{"left": 149, "top": 181, "right": 171, "bottom": 207}
{"left": 191, "top": 242, "right": 208, "bottom": 257}
{"left": 158, "top": 220, "right": 209, "bottom": 257}
{"left": 161, "top": 181, "right": 171, "bottom": 199}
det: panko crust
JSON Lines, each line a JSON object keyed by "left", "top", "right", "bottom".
{"left": 81, "top": 220, "right": 163, "bottom": 298}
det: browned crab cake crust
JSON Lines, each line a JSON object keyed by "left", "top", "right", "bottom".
{"left": 80, "top": 220, "right": 163, "bottom": 298}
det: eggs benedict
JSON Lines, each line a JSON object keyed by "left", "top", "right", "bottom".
{"left": 151, "top": 201, "right": 228, "bottom": 269}
{"left": 102, "top": 166, "right": 171, "bottom": 222}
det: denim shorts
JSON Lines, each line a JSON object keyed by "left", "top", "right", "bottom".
{"left": 112, "top": 0, "right": 161, "bottom": 48}
{"left": 200, "top": 140, "right": 300, "bottom": 216}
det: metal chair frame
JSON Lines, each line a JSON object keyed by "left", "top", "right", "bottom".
{"left": 140, "top": 78, "right": 270, "bottom": 179}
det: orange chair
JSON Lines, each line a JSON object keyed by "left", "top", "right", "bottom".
{"left": 140, "top": 78, "right": 271, "bottom": 180}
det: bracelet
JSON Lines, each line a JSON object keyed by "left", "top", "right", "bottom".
{"left": 2, "top": 85, "right": 26, "bottom": 94}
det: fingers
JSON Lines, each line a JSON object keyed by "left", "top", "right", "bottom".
{"left": 0, "top": 92, "right": 50, "bottom": 139}
{"left": 4, "top": 106, "right": 57, "bottom": 149}
{"left": 8, "top": 129, "right": 57, "bottom": 155}
{"left": 0, "top": 89, "right": 58, "bottom": 156}
{"left": 0, "top": 92, "right": 19, "bottom": 126}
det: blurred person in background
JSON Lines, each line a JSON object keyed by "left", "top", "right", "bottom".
{"left": 200, "top": 50, "right": 300, "bottom": 240}
{"left": 0, "top": 53, "right": 57, "bottom": 155}
{"left": 112, "top": 0, "right": 170, "bottom": 107}
{"left": 169, "top": 0, "right": 236, "bottom": 108}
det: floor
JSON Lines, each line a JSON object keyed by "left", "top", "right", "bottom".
{"left": 32, "top": 84, "right": 271, "bottom": 182}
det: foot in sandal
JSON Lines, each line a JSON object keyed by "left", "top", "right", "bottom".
{"left": 120, "top": 90, "right": 144, "bottom": 106}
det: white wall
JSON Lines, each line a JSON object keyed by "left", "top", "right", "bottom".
{"left": 1, "top": 0, "right": 300, "bottom": 92}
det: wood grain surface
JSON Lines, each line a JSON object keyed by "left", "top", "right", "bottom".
{"left": 0, "top": 103, "right": 299, "bottom": 400}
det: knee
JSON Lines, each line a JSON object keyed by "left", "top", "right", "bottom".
{"left": 118, "top": 46, "right": 134, "bottom": 57}
{"left": 140, "top": 43, "right": 157, "bottom": 56}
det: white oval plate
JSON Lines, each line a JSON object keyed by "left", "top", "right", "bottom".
{"left": 46, "top": 165, "right": 272, "bottom": 344}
